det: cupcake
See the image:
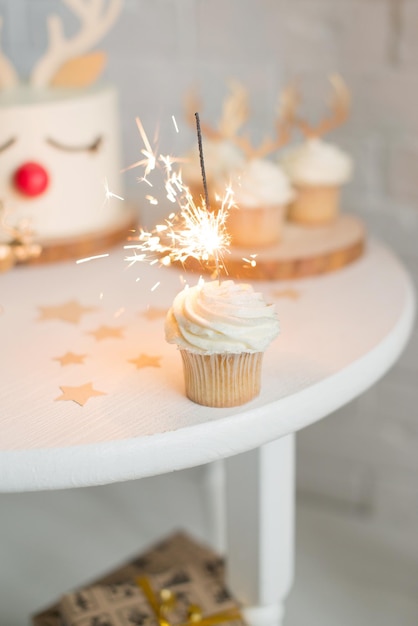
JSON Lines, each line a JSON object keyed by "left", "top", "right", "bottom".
{"left": 165, "top": 279, "right": 280, "bottom": 407}
{"left": 182, "top": 138, "right": 244, "bottom": 207}
{"left": 281, "top": 138, "right": 352, "bottom": 225}
{"left": 227, "top": 158, "right": 294, "bottom": 248}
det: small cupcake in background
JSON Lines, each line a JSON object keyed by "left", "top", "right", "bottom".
{"left": 226, "top": 86, "right": 297, "bottom": 248}
{"left": 281, "top": 75, "right": 353, "bottom": 225}
{"left": 227, "top": 158, "right": 294, "bottom": 247}
{"left": 165, "top": 279, "right": 280, "bottom": 407}
{"left": 182, "top": 81, "right": 248, "bottom": 207}
{"left": 281, "top": 138, "right": 352, "bottom": 225}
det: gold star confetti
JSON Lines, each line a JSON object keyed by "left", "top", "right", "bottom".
{"left": 128, "top": 354, "right": 162, "bottom": 369}
{"left": 55, "top": 382, "right": 106, "bottom": 407}
{"left": 271, "top": 289, "right": 301, "bottom": 300}
{"left": 140, "top": 306, "right": 167, "bottom": 321}
{"left": 54, "top": 352, "right": 87, "bottom": 366}
{"left": 38, "top": 300, "right": 97, "bottom": 324}
{"left": 88, "top": 325, "right": 125, "bottom": 341}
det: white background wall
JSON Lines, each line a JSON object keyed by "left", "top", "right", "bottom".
{"left": 1, "top": 0, "right": 417, "bottom": 546}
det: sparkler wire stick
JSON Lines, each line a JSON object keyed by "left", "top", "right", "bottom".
{"left": 195, "top": 111, "right": 221, "bottom": 282}
{"left": 195, "top": 112, "right": 211, "bottom": 212}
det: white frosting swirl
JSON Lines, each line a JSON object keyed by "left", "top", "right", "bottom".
{"left": 230, "top": 158, "right": 294, "bottom": 208}
{"left": 182, "top": 139, "right": 245, "bottom": 185}
{"left": 165, "top": 280, "right": 280, "bottom": 354}
{"left": 281, "top": 138, "right": 352, "bottom": 186}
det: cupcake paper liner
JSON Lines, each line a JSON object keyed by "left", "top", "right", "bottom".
{"left": 226, "top": 204, "right": 287, "bottom": 248}
{"left": 180, "top": 350, "right": 263, "bottom": 408}
{"left": 289, "top": 184, "right": 339, "bottom": 225}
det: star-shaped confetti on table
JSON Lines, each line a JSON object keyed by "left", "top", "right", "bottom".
{"left": 88, "top": 325, "right": 125, "bottom": 341}
{"left": 53, "top": 352, "right": 87, "bottom": 366}
{"left": 55, "top": 382, "right": 106, "bottom": 407}
{"left": 128, "top": 354, "right": 162, "bottom": 369}
{"left": 38, "top": 300, "right": 97, "bottom": 324}
{"left": 140, "top": 306, "right": 167, "bottom": 321}
{"left": 271, "top": 288, "right": 301, "bottom": 300}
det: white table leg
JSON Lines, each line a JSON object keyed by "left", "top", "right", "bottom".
{"left": 224, "top": 434, "right": 295, "bottom": 626}
{"left": 203, "top": 459, "right": 227, "bottom": 554}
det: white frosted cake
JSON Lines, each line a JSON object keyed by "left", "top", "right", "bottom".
{"left": 0, "top": 84, "right": 129, "bottom": 245}
{"left": 0, "top": 0, "right": 133, "bottom": 262}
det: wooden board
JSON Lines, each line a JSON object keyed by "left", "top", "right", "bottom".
{"left": 23, "top": 208, "right": 138, "bottom": 265}
{"left": 180, "top": 213, "right": 366, "bottom": 280}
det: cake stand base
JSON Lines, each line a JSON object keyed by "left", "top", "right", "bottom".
{"left": 180, "top": 213, "right": 366, "bottom": 281}
{"left": 25, "top": 208, "right": 138, "bottom": 265}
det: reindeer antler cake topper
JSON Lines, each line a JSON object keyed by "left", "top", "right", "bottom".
{"left": 186, "top": 80, "right": 296, "bottom": 160}
{"left": 0, "top": 0, "right": 123, "bottom": 89}
{"left": 232, "top": 85, "right": 298, "bottom": 160}
{"left": 186, "top": 80, "right": 250, "bottom": 142}
{"left": 291, "top": 74, "right": 350, "bottom": 139}
{"left": 0, "top": 17, "right": 19, "bottom": 89}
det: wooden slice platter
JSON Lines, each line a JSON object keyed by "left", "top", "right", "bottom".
{"left": 24, "top": 208, "right": 138, "bottom": 265}
{"left": 180, "top": 213, "right": 366, "bottom": 281}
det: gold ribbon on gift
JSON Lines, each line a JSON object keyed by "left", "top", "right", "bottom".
{"left": 136, "top": 576, "right": 243, "bottom": 626}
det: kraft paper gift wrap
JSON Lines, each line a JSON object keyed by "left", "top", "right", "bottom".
{"left": 32, "top": 532, "right": 230, "bottom": 626}
{"left": 59, "top": 564, "right": 244, "bottom": 626}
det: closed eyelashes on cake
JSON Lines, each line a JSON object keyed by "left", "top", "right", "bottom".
{"left": 46, "top": 136, "right": 103, "bottom": 152}
{"left": 0, "top": 136, "right": 103, "bottom": 153}
{"left": 0, "top": 138, "right": 17, "bottom": 152}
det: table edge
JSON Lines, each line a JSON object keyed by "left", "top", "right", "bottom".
{"left": 0, "top": 250, "right": 415, "bottom": 493}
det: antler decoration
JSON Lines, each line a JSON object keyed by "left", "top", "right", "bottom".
{"left": 185, "top": 81, "right": 293, "bottom": 160}
{"left": 218, "top": 80, "right": 250, "bottom": 139}
{"left": 292, "top": 74, "right": 350, "bottom": 139}
{"left": 232, "top": 85, "right": 297, "bottom": 160}
{"left": 184, "top": 89, "right": 219, "bottom": 140}
{"left": 30, "top": 0, "right": 123, "bottom": 88}
{"left": 185, "top": 80, "right": 249, "bottom": 142}
{"left": 0, "top": 17, "right": 19, "bottom": 89}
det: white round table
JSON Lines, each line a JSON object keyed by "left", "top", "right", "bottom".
{"left": 0, "top": 239, "right": 415, "bottom": 625}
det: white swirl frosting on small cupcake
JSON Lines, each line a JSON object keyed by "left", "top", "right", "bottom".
{"left": 165, "top": 280, "right": 280, "bottom": 354}
{"left": 281, "top": 138, "right": 352, "bottom": 186}
{"left": 230, "top": 158, "right": 294, "bottom": 208}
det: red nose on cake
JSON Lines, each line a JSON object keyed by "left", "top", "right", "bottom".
{"left": 13, "top": 162, "right": 49, "bottom": 197}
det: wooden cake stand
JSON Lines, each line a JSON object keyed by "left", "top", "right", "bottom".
{"left": 27, "top": 208, "right": 138, "bottom": 265}
{"left": 182, "top": 213, "right": 366, "bottom": 281}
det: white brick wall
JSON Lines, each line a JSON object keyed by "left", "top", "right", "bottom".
{"left": 281, "top": 0, "right": 391, "bottom": 74}
{"left": 1, "top": 0, "right": 418, "bottom": 541}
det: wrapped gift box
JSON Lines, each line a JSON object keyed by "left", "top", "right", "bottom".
{"left": 59, "top": 564, "right": 243, "bottom": 626}
{"left": 32, "top": 532, "right": 232, "bottom": 626}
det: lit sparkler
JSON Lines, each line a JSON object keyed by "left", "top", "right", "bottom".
{"left": 76, "top": 253, "right": 110, "bottom": 264}
{"left": 172, "top": 115, "right": 179, "bottom": 133}
{"left": 125, "top": 177, "right": 234, "bottom": 278}
{"left": 103, "top": 177, "right": 124, "bottom": 202}
{"left": 124, "top": 115, "right": 236, "bottom": 280}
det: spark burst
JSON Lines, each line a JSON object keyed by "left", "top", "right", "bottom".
{"left": 104, "top": 177, "right": 124, "bottom": 202}
{"left": 76, "top": 253, "right": 110, "bottom": 264}
{"left": 124, "top": 118, "right": 235, "bottom": 280}
{"left": 125, "top": 176, "right": 234, "bottom": 278}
